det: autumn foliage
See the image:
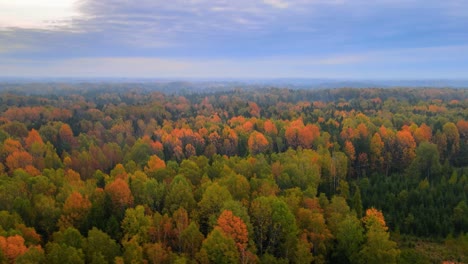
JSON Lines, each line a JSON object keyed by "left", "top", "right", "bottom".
{"left": 0, "top": 86, "right": 465, "bottom": 263}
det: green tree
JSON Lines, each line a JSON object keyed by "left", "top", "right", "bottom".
{"left": 334, "top": 214, "right": 364, "bottom": 264}
{"left": 200, "top": 227, "right": 239, "bottom": 264}
{"left": 408, "top": 142, "right": 441, "bottom": 181}
{"left": 85, "top": 228, "right": 121, "bottom": 264}
{"left": 45, "top": 242, "right": 85, "bottom": 264}
{"left": 122, "top": 236, "right": 144, "bottom": 264}
{"left": 197, "top": 183, "right": 233, "bottom": 234}
{"left": 250, "top": 196, "right": 298, "bottom": 259}
{"left": 351, "top": 186, "right": 363, "bottom": 218}
{"left": 180, "top": 222, "right": 204, "bottom": 258}
{"left": 121, "top": 205, "right": 151, "bottom": 242}
{"left": 164, "top": 175, "right": 196, "bottom": 214}
{"left": 16, "top": 246, "right": 46, "bottom": 264}
{"left": 359, "top": 208, "right": 400, "bottom": 264}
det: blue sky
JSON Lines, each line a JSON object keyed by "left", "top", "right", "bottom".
{"left": 1, "top": 0, "right": 468, "bottom": 79}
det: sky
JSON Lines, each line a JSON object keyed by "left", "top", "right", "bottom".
{"left": 0, "top": 0, "right": 468, "bottom": 79}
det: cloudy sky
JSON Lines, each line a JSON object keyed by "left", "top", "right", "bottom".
{"left": 1, "top": 0, "right": 467, "bottom": 79}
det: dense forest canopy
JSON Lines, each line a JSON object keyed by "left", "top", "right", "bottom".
{"left": 0, "top": 84, "right": 466, "bottom": 263}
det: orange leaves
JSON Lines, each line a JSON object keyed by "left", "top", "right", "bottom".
{"left": 0, "top": 235, "right": 28, "bottom": 263}
{"left": 59, "top": 124, "right": 75, "bottom": 147}
{"left": 300, "top": 124, "right": 320, "bottom": 149}
{"left": 344, "top": 140, "right": 356, "bottom": 162}
{"left": 263, "top": 120, "right": 278, "bottom": 136}
{"left": 105, "top": 178, "right": 134, "bottom": 211}
{"left": 248, "top": 131, "right": 269, "bottom": 155}
{"left": 2, "top": 138, "right": 22, "bottom": 155}
{"left": 145, "top": 155, "right": 166, "bottom": 173}
{"left": 58, "top": 192, "right": 92, "bottom": 229}
{"left": 414, "top": 123, "right": 432, "bottom": 144}
{"left": 363, "top": 208, "right": 387, "bottom": 231}
{"left": 396, "top": 130, "right": 416, "bottom": 167}
{"left": 25, "top": 129, "right": 44, "bottom": 150}
{"left": 5, "top": 151, "right": 34, "bottom": 172}
{"left": 285, "top": 119, "right": 320, "bottom": 149}
{"left": 248, "top": 102, "right": 261, "bottom": 118}
{"left": 216, "top": 210, "right": 249, "bottom": 253}
{"left": 285, "top": 119, "right": 303, "bottom": 148}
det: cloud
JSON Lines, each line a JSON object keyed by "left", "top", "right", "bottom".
{"left": 263, "top": 0, "right": 289, "bottom": 9}
{"left": 0, "top": 0, "right": 467, "bottom": 81}
{"left": 2, "top": 45, "right": 467, "bottom": 78}
{"left": 0, "top": 0, "right": 84, "bottom": 30}
{"left": 11, "top": 40, "right": 468, "bottom": 78}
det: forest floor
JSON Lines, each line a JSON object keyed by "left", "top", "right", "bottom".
{"left": 398, "top": 235, "right": 467, "bottom": 263}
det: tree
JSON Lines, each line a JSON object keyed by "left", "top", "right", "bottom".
{"left": 351, "top": 187, "right": 363, "bottom": 218}
{"left": 248, "top": 131, "right": 269, "bottom": 155}
{"left": 122, "top": 236, "right": 144, "bottom": 264}
{"left": 52, "top": 227, "right": 85, "bottom": 251}
{"left": 45, "top": 242, "right": 85, "bottom": 264}
{"left": 145, "top": 242, "right": 170, "bottom": 264}
{"left": 58, "top": 192, "right": 92, "bottom": 230}
{"left": 15, "top": 246, "right": 45, "bottom": 264}
{"left": 85, "top": 228, "right": 121, "bottom": 264}
{"left": 164, "top": 175, "right": 196, "bottom": 214}
{"left": 359, "top": 208, "right": 400, "bottom": 264}
{"left": 334, "top": 214, "right": 364, "bottom": 264}
{"left": 5, "top": 151, "right": 34, "bottom": 173}
{"left": 121, "top": 205, "right": 151, "bottom": 243}
{"left": 413, "top": 123, "right": 432, "bottom": 144}
{"left": 105, "top": 178, "right": 134, "bottom": 214}
{"left": 172, "top": 207, "right": 189, "bottom": 252}
{"left": 180, "top": 222, "right": 204, "bottom": 258}
{"left": 124, "top": 139, "right": 152, "bottom": 168}
{"left": 296, "top": 207, "right": 332, "bottom": 261}
{"left": 216, "top": 210, "right": 249, "bottom": 260}
{"left": 200, "top": 227, "right": 239, "bottom": 264}
{"left": 58, "top": 123, "right": 76, "bottom": 153}
{"left": 0, "top": 235, "right": 28, "bottom": 263}
{"left": 370, "top": 133, "right": 384, "bottom": 171}
{"left": 344, "top": 140, "right": 356, "bottom": 163}
{"left": 299, "top": 124, "right": 320, "bottom": 149}
{"left": 250, "top": 196, "right": 298, "bottom": 259}
{"left": 325, "top": 196, "right": 351, "bottom": 236}
{"left": 408, "top": 142, "right": 441, "bottom": 180}
{"left": 395, "top": 130, "right": 416, "bottom": 170}
{"left": 443, "top": 122, "right": 460, "bottom": 162}
{"left": 198, "top": 183, "right": 233, "bottom": 234}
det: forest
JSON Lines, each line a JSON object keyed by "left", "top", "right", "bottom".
{"left": 0, "top": 84, "right": 466, "bottom": 264}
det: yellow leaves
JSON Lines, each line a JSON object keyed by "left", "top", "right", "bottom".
{"left": 145, "top": 155, "right": 166, "bottom": 173}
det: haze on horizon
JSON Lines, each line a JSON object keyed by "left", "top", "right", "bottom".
{"left": 1, "top": 0, "right": 467, "bottom": 79}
